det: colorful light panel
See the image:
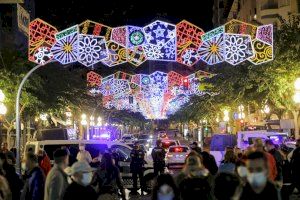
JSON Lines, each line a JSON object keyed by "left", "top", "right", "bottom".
{"left": 28, "top": 19, "right": 274, "bottom": 67}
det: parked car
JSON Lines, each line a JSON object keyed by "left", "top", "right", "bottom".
{"left": 25, "top": 140, "right": 155, "bottom": 192}
{"left": 121, "top": 134, "right": 136, "bottom": 143}
{"left": 161, "top": 139, "right": 180, "bottom": 150}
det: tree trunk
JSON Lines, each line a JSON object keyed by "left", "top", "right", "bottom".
{"left": 292, "top": 110, "right": 299, "bottom": 139}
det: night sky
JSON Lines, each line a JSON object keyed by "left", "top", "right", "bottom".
{"left": 35, "top": 0, "right": 214, "bottom": 31}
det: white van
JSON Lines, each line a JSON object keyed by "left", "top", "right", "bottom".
{"left": 237, "top": 131, "right": 288, "bottom": 150}
{"left": 25, "top": 140, "right": 155, "bottom": 191}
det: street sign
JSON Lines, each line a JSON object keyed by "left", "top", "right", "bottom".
{"left": 17, "top": 4, "right": 30, "bottom": 36}
{"left": 0, "top": 0, "right": 23, "bottom": 3}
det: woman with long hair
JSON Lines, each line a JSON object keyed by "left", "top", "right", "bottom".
{"left": 92, "top": 153, "right": 125, "bottom": 200}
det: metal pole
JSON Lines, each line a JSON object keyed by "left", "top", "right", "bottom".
{"left": 16, "top": 62, "right": 49, "bottom": 174}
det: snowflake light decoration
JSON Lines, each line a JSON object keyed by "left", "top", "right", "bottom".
{"left": 28, "top": 18, "right": 273, "bottom": 68}
{"left": 87, "top": 71, "right": 102, "bottom": 87}
{"left": 224, "top": 33, "right": 254, "bottom": 65}
{"left": 51, "top": 25, "right": 79, "bottom": 64}
{"left": 28, "top": 18, "right": 57, "bottom": 65}
{"left": 198, "top": 33, "right": 225, "bottom": 65}
{"left": 78, "top": 34, "right": 108, "bottom": 67}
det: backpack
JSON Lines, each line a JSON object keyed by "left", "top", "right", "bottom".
{"left": 179, "top": 175, "right": 213, "bottom": 200}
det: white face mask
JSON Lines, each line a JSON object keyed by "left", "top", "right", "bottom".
{"left": 81, "top": 172, "right": 93, "bottom": 186}
{"left": 157, "top": 185, "right": 175, "bottom": 200}
{"left": 79, "top": 146, "right": 85, "bottom": 151}
{"left": 237, "top": 166, "right": 248, "bottom": 178}
{"left": 247, "top": 171, "right": 267, "bottom": 188}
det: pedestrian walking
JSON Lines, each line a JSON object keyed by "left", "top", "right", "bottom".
{"left": 189, "top": 142, "right": 202, "bottom": 155}
{"left": 21, "top": 153, "right": 45, "bottom": 200}
{"left": 38, "top": 150, "right": 51, "bottom": 176}
{"left": 130, "top": 141, "right": 145, "bottom": 195}
{"left": 152, "top": 174, "right": 179, "bottom": 200}
{"left": 44, "top": 148, "right": 69, "bottom": 200}
{"left": 151, "top": 140, "right": 166, "bottom": 176}
{"left": 239, "top": 151, "right": 281, "bottom": 200}
{"left": 92, "top": 153, "right": 125, "bottom": 200}
{"left": 0, "top": 175, "right": 12, "bottom": 200}
{"left": 214, "top": 173, "right": 241, "bottom": 200}
{"left": 176, "top": 151, "right": 214, "bottom": 200}
{"left": 218, "top": 150, "right": 236, "bottom": 174}
{"left": 76, "top": 143, "right": 92, "bottom": 163}
{"left": 63, "top": 161, "right": 97, "bottom": 200}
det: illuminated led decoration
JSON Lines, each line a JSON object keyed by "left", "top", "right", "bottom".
{"left": 51, "top": 25, "right": 79, "bottom": 64}
{"left": 79, "top": 20, "right": 111, "bottom": 41}
{"left": 127, "top": 46, "right": 147, "bottom": 66}
{"left": 28, "top": 18, "right": 57, "bottom": 64}
{"left": 78, "top": 34, "right": 108, "bottom": 67}
{"left": 87, "top": 71, "right": 102, "bottom": 95}
{"left": 224, "top": 34, "right": 253, "bottom": 65}
{"left": 111, "top": 26, "right": 127, "bottom": 47}
{"left": 94, "top": 70, "right": 214, "bottom": 119}
{"left": 256, "top": 24, "right": 273, "bottom": 45}
{"left": 143, "top": 20, "right": 176, "bottom": 61}
{"left": 180, "top": 48, "right": 200, "bottom": 66}
{"left": 201, "top": 26, "right": 224, "bottom": 42}
{"left": 28, "top": 18, "right": 274, "bottom": 67}
{"left": 248, "top": 39, "right": 273, "bottom": 64}
{"left": 224, "top": 19, "right": 257, "bottom": 40}
{"left": 102, "top": 41, "right": 127, "bottom": 67}
{"left": 127, "top": 26, "right": 146, "bottom": 47}
{"left": 87, "top": 71, "right": 102, "bottom": 87}
{"left": 198, "top": 33, "right": 225, "bottom": 65}
{"left": 176, "top": 20, "right": 205, "bottom": 66}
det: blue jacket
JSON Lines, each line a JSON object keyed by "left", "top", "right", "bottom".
{"left": 21, "top": 166, "right": 45, "bottom": 200}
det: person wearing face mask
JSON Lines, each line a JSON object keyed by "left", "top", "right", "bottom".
{"left": 236, "top": 160, "right": 248, "bottom": 184}
{"left": 76, "top": 144, "right": 92, "bottom": 163}
{"left": 152, "top": 174, "right": 179, "bottom": 200}
{"left": 176, "top": 151, "right": 213, "bottom": 200}
{"left": 239, "top": 151, "right": 281, "bottom": 200}
{"left": 44, "top": 148, "right": 69, "bottom": 200}
{"left": 214, "top": 173, "right": 241, "bottom": 200}
{"left": 63, "top": 161, "right": 97, "bottom": 200}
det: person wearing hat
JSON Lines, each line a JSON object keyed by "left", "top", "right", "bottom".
{"left": 151, "top": 139, "right": 166, "bottom": 176}
{"left": 76, "top": 143, "right": 92, "bottom": 164}
{"left": 63, "top": 161, "right": 97, "bottom": 200}
{"left": 130, "top": 141, "right": 145, "bottom": 195}
{"left": 44, "top": 148, "right": 69, "bottom": 200}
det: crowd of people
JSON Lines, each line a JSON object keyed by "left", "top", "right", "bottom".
{"left": 0, "top": 138, "right": 299, "bottom": 200}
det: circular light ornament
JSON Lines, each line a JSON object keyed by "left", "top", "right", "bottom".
{"left": 129, "top": 30, "right": 144, "bottom": 46}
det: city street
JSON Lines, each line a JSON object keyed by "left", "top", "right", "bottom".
{"left": 1, "top": 0, "right": 300, "bottom": 200}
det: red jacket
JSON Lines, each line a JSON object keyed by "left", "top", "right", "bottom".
{"left": 265, "top": 152, "right": 277, "bottom": 181}
{"left": 39, "top": 155, "right": 51, "bottom": 176}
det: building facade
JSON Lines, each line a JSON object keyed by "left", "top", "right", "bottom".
{"left": 225, "top": 0, "right": 299, "bottom": 27}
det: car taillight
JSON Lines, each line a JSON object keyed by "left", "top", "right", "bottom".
{"left": 167, "top": 154, "right": 173, "bottom": 158}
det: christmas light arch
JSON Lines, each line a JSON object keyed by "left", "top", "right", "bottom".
{"left": 28, "top": 18, "right": 274, "bottom": 67}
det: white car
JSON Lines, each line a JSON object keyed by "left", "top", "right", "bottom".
{"left": 166, "top": 145, "right": 190, "bottom": 168}
{"left": 161, "top": 139, "right": 180, "bottom": 150}
{"left": 121, "top": 134, "right": 136, "bottom": 143}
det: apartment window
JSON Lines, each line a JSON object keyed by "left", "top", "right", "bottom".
{"left": 261, "top": 0, "right": 278, "bottom": 10}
